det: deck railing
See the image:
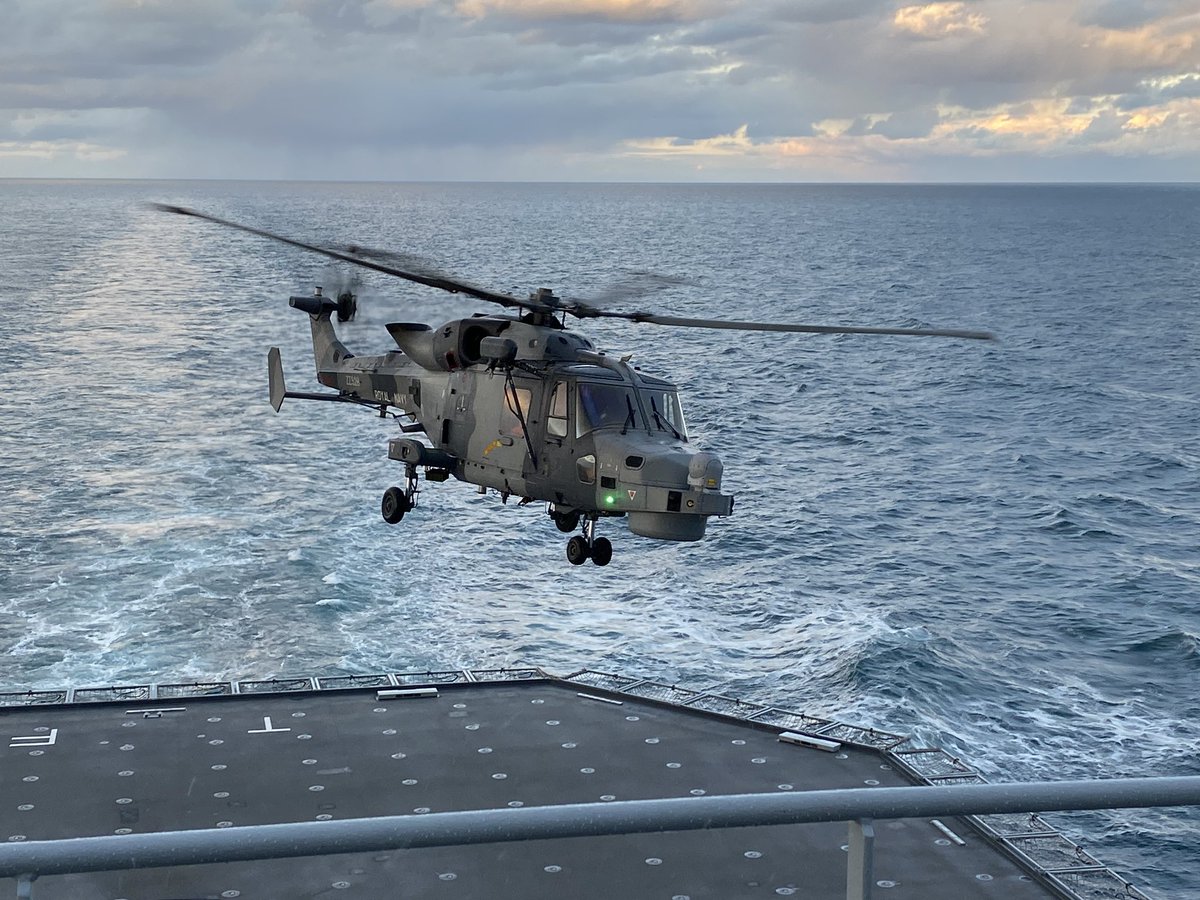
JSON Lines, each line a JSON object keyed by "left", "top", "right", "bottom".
{"left": 2, "top": 775, "right": 1198, "bottom": 899}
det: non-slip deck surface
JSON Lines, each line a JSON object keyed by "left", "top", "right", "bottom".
{"left": 0, "top": 678, "right": 1056, "bottom": 898}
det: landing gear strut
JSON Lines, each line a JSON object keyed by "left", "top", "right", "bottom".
{"left": 381, "top": 465, "right": 419, "bottom": 524}
{"left": 565, "top": 515, "right": 612, "bottom": 567}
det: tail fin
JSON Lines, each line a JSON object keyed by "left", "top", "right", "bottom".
{"left": 289, "top": 293, "right": 355, "bottom": 372}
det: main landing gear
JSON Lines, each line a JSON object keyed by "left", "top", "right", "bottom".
{"left": 381, "top": 465, "right": 419, "bottom": 524}
{"left": 565, "top": 515, "right": 612, "bottom": 567}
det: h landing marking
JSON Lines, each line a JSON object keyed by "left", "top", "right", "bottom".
{"left": 248, "top": 717, "right": 291, "bottom": 734}
{"left": 10, "top": 729, "right": 58, "bottom": 748}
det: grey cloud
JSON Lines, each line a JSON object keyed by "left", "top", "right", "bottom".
{"left": 1072, "top": 109, "right": 1129, "bottom": 144}
{"left": 741, "top": 2, "right": 1199, "bottom": 121}
{"left": 1163, "top": 74, "right": 1200, "bottom": 99}
{"left": 1065, "top": 96, "right": 1100, "bottom": 115}
{"left": 868, "top": 106, "right": 942, "bottom": 139}
{"left": 1114, "top": 73, "right": 1200, "bottom": 110}
{"left": 675, "top": 16, "right": 774, "bottom": 47}
{"left": 1, "top": 0, "right": 1197, "bottom": 181}
{"left": 1116, "top": 91, "right": 1157, "bottom": 110}
{"left": 843, "top": 117, "right": 871, "bottom": 137}
{"left": 1078, "top": 0, "right": 1191, "bottom": 30}
{"left": 1, "top": 117, "right": 96, "bottom": 142}
{"left": 1, "top": 1, "right": 257, "bottom": 80}
{"left": 773, "top": 0, "right": 888, "bottom": 25}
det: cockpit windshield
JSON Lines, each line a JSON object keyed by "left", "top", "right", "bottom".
{"left": 577, "top": 383, "right": 642, "bottom": 437}
{"left": 641, "top": 389, "right": 688, "bottom": 440}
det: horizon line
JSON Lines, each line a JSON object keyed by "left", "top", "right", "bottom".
{"left": 1, "top": 177, "right": 1198, "bottom": 187}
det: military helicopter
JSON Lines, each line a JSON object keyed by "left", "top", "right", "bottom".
{"left": 154, "top": 204, "right": 993, "bottom": 566}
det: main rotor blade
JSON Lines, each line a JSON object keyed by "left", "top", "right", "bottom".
{"left": 149, "top": 204, "right": 526, "bottom": 310}
{"left": 594, "top": 310, "right": 996, "bottom": 341}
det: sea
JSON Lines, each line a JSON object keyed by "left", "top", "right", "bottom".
{"left": 1, "top": 180, "right": 1197, "bottom": 896}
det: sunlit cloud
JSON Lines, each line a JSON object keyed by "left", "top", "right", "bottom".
{"left": 624, "top": 123, "right": 753, "bottom": 155}
{"left": 1085, "top": 18, "right": 1199, "bottom": 70}
{"left": 893, "top": 2, "right": 988, "bottom": 40}
{"left": 454, "top": 0, "right": 706, "bottom": 21}
{"left": 0, "top": 139, "right": 126, "bottom": 161}
{"left": 620, "top": 124, "right": 881, "bottom": 177}
{"left": 621, "top": 90, "right": 1200, "bottom": 176}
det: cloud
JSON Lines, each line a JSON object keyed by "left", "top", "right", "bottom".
{"left": 866, "top": 106, "right": 943, "bottom": 139}
{"left": 892, "top": 2, "right": 988, "bottom": 40}
{"left": 453, "top": 0, "right": 707, "bottom": 22}
{"left": 774, "top": 0, "right": 887, "bottom": 25}
{"left": 0, "top": 139, "right": 126, "bottom": 161}
{"left": 0, "top": 0, "right": 1197, "bottom": 180}
{"left": 1080, "top": 0, "right": 1195, "bottom": 30}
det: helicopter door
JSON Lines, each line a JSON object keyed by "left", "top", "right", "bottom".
{"left": 538, "top": 381, "right": 588, "bottom": 508}
{"left": 492, "top": 383, "right": 534, "bottom": 486}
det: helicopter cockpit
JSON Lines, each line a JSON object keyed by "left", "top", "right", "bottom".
{"left": 577, "top": 382, "right": 642, "bottom": 437}
{"left": 549, "top": 366, "right": 689, "bottom": 442}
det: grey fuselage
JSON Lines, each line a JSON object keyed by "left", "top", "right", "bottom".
{"left": 299, "top": 305, "right": 733, "bottom": 541}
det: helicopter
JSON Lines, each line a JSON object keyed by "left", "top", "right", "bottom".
{"left": 154, "top": 204, "right": 994, "bottom": 567}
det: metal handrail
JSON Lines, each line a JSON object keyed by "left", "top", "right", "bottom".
{"left": 3, "top": 776, "right": 1198, "bottom": 897}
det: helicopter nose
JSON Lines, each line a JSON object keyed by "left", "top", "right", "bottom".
{"left": 616, "top": 446, "right": 734, "bottom": 542}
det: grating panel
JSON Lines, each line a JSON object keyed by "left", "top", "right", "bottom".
{"left": 974, "top": 812, "right": 1057, "bottom": 838}
{"left": 893, "top": 748, "right": 975, "bottom": 779}
{"left": 563, "top": 670, "right": 642, "bottom": 691}
{"left": 468, "top": 668, "right": 546, "bottom": 682}
{"left": 1008, "top": 834, "right": 1100, "bottom": 871}
{"left": 393, "top": 670, "right": 470, "bottom": 685}
{"left": 623, "top": 681, "right": 702, "bottom": 704}
{"left": 237, "top": 677, "right": 314, "bottom": 694}
{"left": 157, "top": 682, "right": 235, "bottom": 698}
{"left": 0, "top": 690, "right": 68, "bottom": 707}
{"left": 71, "top": 686, "right": 151, "bottom": 703}
{"left": 816, "top": 722, "right": 908, "bottom": 750}
{"left": 1048, "top": 870, "right": 1152, "bottom": 900}
{"left": 928, "top": 773, "right": 988, "bottom": 785}
{"left": 748, "top": 708, "right": 831, "bottom": 732}
{"left": 315, "top": 674, "right": 394, "bottom": 690}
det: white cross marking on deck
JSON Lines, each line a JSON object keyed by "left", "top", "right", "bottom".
{"left": 9, "top": 729, "right": 58, "bottom": 748}
{"left": 247, "top": 717, "right": 291, "bottom": 734}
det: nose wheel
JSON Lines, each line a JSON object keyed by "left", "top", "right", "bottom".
{"left": 566, "top": 517, "right": 613, "bottom": 566}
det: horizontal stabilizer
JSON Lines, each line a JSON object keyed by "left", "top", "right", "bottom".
{"left": 268, "top": 347, "right": 286, "bottom": 412}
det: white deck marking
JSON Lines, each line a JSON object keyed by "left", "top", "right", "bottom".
{"left": 9, "top": 728, "right": 58, "bottom": 748}
{"left": 247, "top": 717, "right": 291, "bottom": 734}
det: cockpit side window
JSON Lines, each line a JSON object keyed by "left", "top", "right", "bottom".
{"left": 577, "top": 383, "right": 639, "bottom": 437}
{"left": 548, "top": 382, "right": 568, "bottom": 438}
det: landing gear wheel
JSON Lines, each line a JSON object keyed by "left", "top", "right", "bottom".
{"left": 566, "top": 535, "right": 590, "bottom": 565}
{"left": 591, "top": 537, "right": 613, "bottom": 567}
{"left": 554, "top": 510, "right": 581, "bottom": 533}
{"left": 381, "top": 486, "right": 410, "bottom": 524}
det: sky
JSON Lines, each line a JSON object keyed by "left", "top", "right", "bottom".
{"left": 1, "top": 0, "right": 1198, "bottom": 181}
